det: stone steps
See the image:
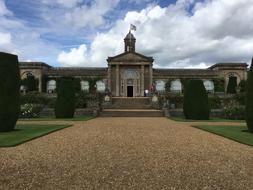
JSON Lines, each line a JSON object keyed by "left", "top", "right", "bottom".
{"left": 110, "top": 97, "right": 151, "bottom": 109}
{"left": 100, "top": 109, "right": 164, "bottom": 117}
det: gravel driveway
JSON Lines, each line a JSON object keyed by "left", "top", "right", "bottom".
{"left": 0, "top": 117, "right": 253, "bottom": 190}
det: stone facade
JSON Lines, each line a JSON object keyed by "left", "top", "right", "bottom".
{"left": 19, "top": 32, "right": 248, "bottom": 96}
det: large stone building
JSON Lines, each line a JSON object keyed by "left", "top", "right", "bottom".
{"left": 20, "top": 32, "right": 248, "bottom": 96}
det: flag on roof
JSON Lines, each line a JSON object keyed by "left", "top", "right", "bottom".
{"left": 130, "top": 24, "right": 136, "bottom": 31}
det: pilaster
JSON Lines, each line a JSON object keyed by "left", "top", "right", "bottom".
{"left": 141, "top": 65, "right": 144, "bottom": 96}
{"left": 116, "top": 65, "right": 119, "bottom": 96}
{"left": 108, "top": 65, "right": 111, "bottom": 91}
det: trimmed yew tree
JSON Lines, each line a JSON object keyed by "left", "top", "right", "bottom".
{"left": 0, "top": 52, "right": 20, "bottom": 132}
{"left": 227, "top": 76, "right": 237, "bottom": 94}
{"left": 183, "top": 79, "right": 210, "bottom": 120}
{"left": 246, "top": 59, "right": 253, "bottom": 132}
{"left": 55, "top": 78, "right": 76, "bottom": 118}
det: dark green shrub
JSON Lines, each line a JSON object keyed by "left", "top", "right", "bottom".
{"left": 246, "top": 60, "right": 253, "bottom": 132}
{"left": 224, "top": 100, "right": 245, "bottom": 120}
{"left": 209, "top": 95, "right": 222, "bottom": 109}
{"left": 74, "top": 78, "right": 81, "bottom": 93}
{"left": 55, "top": 78, "right": 76, "bottom": 118}
{"left": 76, "top": 91, "right": 89, "bottom": 108}
{"left": 20, "top": 104, "right": 44, "bottom": 118}
{"left": 165, "top": 80, "right": 172, "bottom": 93}
{"left": 213, "top": 78, "right": 225, "bottom": 92}
{"left": 158, "top": 95, "right": 165, "bottom": 109}
{"left": 180, "top": 78, "right": 188, "bottom": 93}
{"left": 227, "top": 76, "right": 237, "bottom": 94}
{"left": 234, "top": 93, "right": 245, "bottom": 106}
{"left": 239, "top": 80, "right": 246, "bottom": 93}
{"left": 183, "top": 79, "right": 210, "bottom": 120}
{"left": 20, "top": 92, "right": 50, "bottom": 105}
{"left": 166, "top": 93, "right": 183, "bottom": 108}
{"left": 47, "top": 97, "right": 56, "bottom": 108}
{"left": 21, "top": 75, "right": 39, "bottom": 92}
{"left": 0, "top": 52, "right": 20, "bottom": 132}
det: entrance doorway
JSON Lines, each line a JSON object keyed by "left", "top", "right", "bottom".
{"left": 127, "top": 79, "right": 134, "bottom": 97}
{"left": 127, "top": 86, "right": 133, "bottom": 97}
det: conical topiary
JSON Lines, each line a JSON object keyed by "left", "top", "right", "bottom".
{"left": 227, "top": 76, "right": 237, "bottom": 94}
{"left": 0, "top": 52, "right": 20, "bottom": 132}
{"left": 246, "top": 58, "right": 253, "bottom": 132}
{"left": 183, "top": 79, "right": 210, "bottom": 120}
{"left": 55, "top": 77, "right": 76, "bottom": 118}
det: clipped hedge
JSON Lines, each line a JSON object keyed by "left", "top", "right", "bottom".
{"left": 209, "top": 95, "right": 222, "bottom": 109}
{"left": 224, "top": 101, "right": 245, "bottom": 120}
{"left": 55, "top": 78, "right": 76, "bottom": 118}
{"left": 183, "top": 79, "right": 210, "bottom": 120}
{"left": 0, "top": 52, "right": 20, "bottom": 132}
{"left": 20, "top": 92, "right": 50, "bottom": 105}
{"left": 239, "top": 80, "right": 246, "bottom": 93}
{"left": 246, "top": 59, "right": 253, "bottom": 132}
{"left": 76, "top": 91, "right": 89, "bottom": 108}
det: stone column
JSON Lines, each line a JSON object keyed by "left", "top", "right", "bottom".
{"left": 38, "top": 74, "right": 42, "bottom": 92}
{"left": 108, "top": 64, "right": 111, "bottom": 91}
{"left": 116, "top": 64, "right": 119, "bottom": 96}
{"left": 149, "top": 64, "right": 153, "bottom": 88}
{"left": 141, "top": 65, "right": 144, "bottom": 96}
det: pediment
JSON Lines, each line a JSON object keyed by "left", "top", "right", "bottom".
{"left": 107, "top": 52, "right": 153, "bottom": 62}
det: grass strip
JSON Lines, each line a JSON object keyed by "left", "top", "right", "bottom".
{"left": 192, "top": 125, "right": 253, "bottom": 146}
{"left": 169, "top": 117, "right": 245, "bottom": 123}
{"left": 0, "top": 124, "right": 71, "bottom": 147}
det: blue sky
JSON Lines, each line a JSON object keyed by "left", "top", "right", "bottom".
{"left": 0, "top": 0, "right": 252, "bottom": 68}
{"left": 5, "top": 0, "right": 175, "bottom": 49}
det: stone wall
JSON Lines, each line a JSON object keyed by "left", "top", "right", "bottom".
{"left": 40, "top": 108, "right": 99, "bottom": 117}
{"left": 169, "top": 108, "right": 225, "bottom": 118}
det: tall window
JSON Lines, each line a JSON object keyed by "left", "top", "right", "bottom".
{"left": 47, "top": 80, "right": 56, "bottom": 93}
{"left": 155, "top": 80, "right": 165, "bottom": 92}
{"left": 170, "top": 80, "right": 182, "bottom": 93}
{"left": 96, "top": 81, "right": 105, "bottom": 92}
{"left": 81, "top": 81, "right": 89, "bottom": 91}
{"left": 121, "top": 79, "right": 124, "bottom": 94}
{"left": 203, "top": 80, "right": 214, "bottom": 93}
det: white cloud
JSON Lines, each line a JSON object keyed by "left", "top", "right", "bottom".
{"left": 60, "top": 0, "right": 252, "bottom": 68}
{"left": 0, "top": 0, "right": 11, "bottom": 16}
{"left": 57, "top": 45, "right": 89, "bottom": 66}
{"left": 0, "top": 1, "right": 61, "bottom": 63}
{"left": 65, "top": 0, "right": 119, "bottom": 28}
{"left": 42, "top": 0, "right": 82, "bottom": 8}
{"left": 0, "top": 32, "right": 11, "bottom": 45}
{"left": 55, "top": 0, "right": 82, "bottom": 8}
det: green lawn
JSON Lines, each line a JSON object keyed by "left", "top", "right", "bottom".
{"left": 192, "top": 125, "right": 253, "bottom": 146}
{"left": 19, "top": 115, "right": 94, "bottom": 122}
{"left": 0, "top": 124, "right": 71, "bottom": 147}
{"left": 169, "top": 116, "right": 245, "bottom": 123}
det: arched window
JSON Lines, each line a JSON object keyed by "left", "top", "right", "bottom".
{"left": 96, "top": 81, "right": 105, "bottom": 92}
{"left": 47, "top": 80, "right": 56, "bottom": 93}
{"left": 170, "top": 80, "right": 182, "bottom": 93}
{"left": 155, "top": 80, "right": 165, "bottom": 92}
{"left": 123, "top": 69, "right": 140, "bottom": 79}
{"left": 203, "top": 80, "right": 214, "bottom": 93}
{"left": 81, "top": 81, "right": 89, "bottom": 91}
{"left": 26, "top": 72, "right": 33, "bottom": 77}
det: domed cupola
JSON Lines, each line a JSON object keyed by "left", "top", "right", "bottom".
{"left": 124, "top": 31, "right": 136, "bottom": 52}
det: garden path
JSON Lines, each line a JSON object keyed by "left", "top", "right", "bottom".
{"left": 0, "top": 118, "right": 253, "bottom": 190}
